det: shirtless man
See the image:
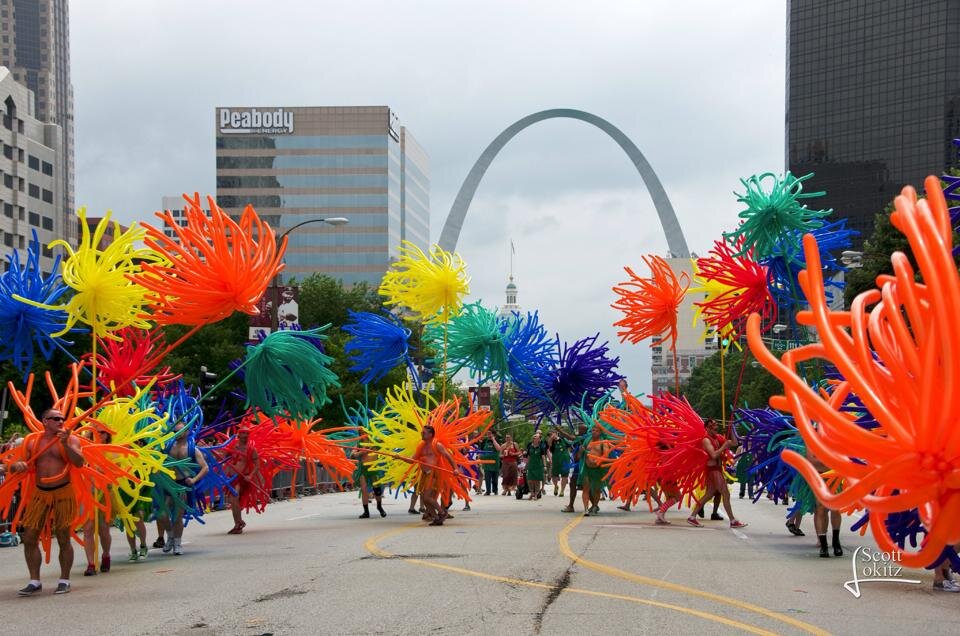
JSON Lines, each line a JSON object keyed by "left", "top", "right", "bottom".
{"left": 687, "top": 419, "right": 747, "bottom": 529}
{"left": 5, "top": 408, "right": 84, "bottom": 595}
{"left": 226, "top": 427, "right": 259, "bottom": 534}
{"left": 161, "top": 422, "right": 209, "bottom": 555}
{"left": 411, "top": 425, "right": 456, "bottom": 526}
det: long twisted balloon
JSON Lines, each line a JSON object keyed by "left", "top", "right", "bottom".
{"left": 747, "top": 176, "right": 960, "bottom": 568}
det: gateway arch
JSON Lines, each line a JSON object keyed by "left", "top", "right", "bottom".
{"left": 438, "top": 108, "right": 690, "bottom": 257}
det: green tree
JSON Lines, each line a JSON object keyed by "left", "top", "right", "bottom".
{"left": 843, "top": 172, "right": 960, "bottom": 306}
{"left": 681, "top": 348, "right": 783, "bottom": 422}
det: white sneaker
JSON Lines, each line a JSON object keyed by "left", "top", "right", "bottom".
{"left": 173, "top": 539, "right": 183, "bottom": 555}
{"left": 162, "top": 538, "right": 174, "bottom": 553}
{"left": 934, "top": 580, "right": 960, "bottom": 592}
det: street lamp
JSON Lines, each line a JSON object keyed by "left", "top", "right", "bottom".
{"left": 270, "top": 217, "right": 350, "bottom": 332}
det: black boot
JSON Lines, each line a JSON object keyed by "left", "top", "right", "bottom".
{"left": 832, "top": 529, "right": 843, "bottom": 556}
{"left": 377, "top": 504, "right": 386, "bottom": 518}
{"left": 359, "top": 505, "right": 370, "bottom": 519}
{"left": 818, "top": 534, "right": 829, "bottom": 558}
{"left": 698, "top": 508, "right": 705, "bottom": 518}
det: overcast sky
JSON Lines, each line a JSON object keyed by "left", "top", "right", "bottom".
{"left": 72, "top": 1, "right": 786, "bottom": 393}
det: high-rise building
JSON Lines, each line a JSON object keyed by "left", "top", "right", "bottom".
{"left": 786, "top": 0, "right": 960, "bottom": 244}
{"left": 215, "top": 105, "right": 429, "bottom": 287}
{"left": 0, "top": 0, "right": 75, "bottom": 244}
{"left": 0, "top": 66, "right": 63, "bottom": 274}
{"left": 159, "top": 194, "right": 199, "bottom": 241}
{"left": 650, "top": 258, "right": 716, "bottom": 396}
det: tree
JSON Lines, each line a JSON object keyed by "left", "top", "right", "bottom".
{"left": 843, "top": 172, "right": 960, "bottom": 306}
{"left": 681, "top": 348, "right": 783, "bottom": 422}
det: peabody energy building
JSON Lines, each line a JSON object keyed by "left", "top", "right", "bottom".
{"left": 215, "top": 105, "right": 429, "bottom": 287}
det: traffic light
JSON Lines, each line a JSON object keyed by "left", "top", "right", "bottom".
{"left": 199, "top": 365, "right": 217, "bottom": 394}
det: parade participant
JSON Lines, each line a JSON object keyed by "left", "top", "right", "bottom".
{"left": 654, "top": 480, "right": 682, "bottom": 525}
{"left": 489, "top": 432, "right": 520, "bottom": 496}
{"left": 548, "top": 428, "right": 569, "bottom": 497}
{"left": 123, "top": 496, "right": 150, "bottom": 562}
{"left": 161, "top": 422, "right": 209, "bottom": 555}
{"left": 479, "top": 434, "right": 500, "bottom": 495}
{"left": 80, "top": 426, "right": 113, "bottom": 576}
{"left": 559, "top": 423, "right": 588, "bottom": 513}
{"left": 6, "top": 408, "right": 83, "bottom": 596}
{"left": 406, "top": 491, "right": 421, "bottom": 515}
{"left": 353, "top": 434, "right": 386, "bottom": 519}
{"left": 582, "top": 427, "right": 612, "bottom": 516}
{"left": 225, "top": 426, "right": 261, "bottom": 533}
{"left": 411, "top": 425, "right": 456, "bottom": 526}
{"left": 687, "top": 419, "right": 747, "bottom": 528}
{"left": 152, "top": 520, "right": 166, "bottom": 549}
{"left": 524, "top": 431, "right": 548, "bottom": 500}
{"left": 809, "top": 454, "right": 842, "bottom": 558}
{"left": 932, "top": 543, "right": 960, "bottom": 592}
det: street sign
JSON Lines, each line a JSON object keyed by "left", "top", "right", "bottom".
{"left": 769, "top": 339, "right": 807, "bottom": 352}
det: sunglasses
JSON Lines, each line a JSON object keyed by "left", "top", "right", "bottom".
{"left": 44, "top": 416, "right": 65, "bottom": 422}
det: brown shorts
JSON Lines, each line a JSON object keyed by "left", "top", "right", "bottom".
{"left": 21, "top": 483, "right": 78, "bottom": 532}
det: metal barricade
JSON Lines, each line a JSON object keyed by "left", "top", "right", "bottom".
{"left": 270, "top": 460, "right": 350, "bottom": 500}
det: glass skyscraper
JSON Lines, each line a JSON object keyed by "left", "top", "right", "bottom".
{"left": 787, "top": 0, "right": 960, "bottom": 243}
{"left": 215, "top": 105, "right": 429, "bottom": 287}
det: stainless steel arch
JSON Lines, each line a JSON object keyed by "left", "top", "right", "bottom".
{"left": 438, "top": 108, "right": 690, "bottom": 257}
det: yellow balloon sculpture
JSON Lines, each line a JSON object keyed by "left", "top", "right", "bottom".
{"left": 378, "top": 241, "right": 470, "bottom": 324}
{"left": 16, "top": 209, "right": 167, "bottom": 339}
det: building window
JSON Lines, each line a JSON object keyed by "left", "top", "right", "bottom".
{"left": 17, "top": 206, "right": 24, "bottom": 220}
{"left": 28, "top": 155, "right": 39, "bottom": 171}
{"left": 28, "top": 184, "right": 39, "bottom": 199}
{"left": 41, "top": 189, "right": 52, "bottom": 203}
{"left": 3, "top": 233, "right": 11, "bottom": 247}
{"left": 41, "top": 215, "right": 53, "bottom": 231}
{"left": 41, "top": 161, "right": 52, "bottom": 176}
{"left": 28, "top": 211, "right": 39, "bottom": 226}
{"left": 2, "top": 174, "right": 10, "bottom": 189}
{"left": 3, "top": 203, "right": 11, "bottom": 218}
{"left": 17, "top": 235, "right": 23, "bottom": 248}
{"left": 2, "top": 145, "right": 10, "bottom": 160}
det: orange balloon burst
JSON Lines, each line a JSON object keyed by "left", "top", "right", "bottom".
{"left": 1, "top": 363, "right": 135, "bottom": 561}
{"left": 409, "top": 399, "right": 493, "bottom": 504}
{"left": 747, "top": 176, "right": 960, "bottom": 568}
{"left": 598, "top": 393, "right": 659, "bottom": 507}
{"left": 612, "top": 255, "right": 689, "bottom": 351}
{"left": 134, "top": 193, "right": 286, "bottom": 326}
{"left": 275, "top": 418, "right": 357, "bottom": 492}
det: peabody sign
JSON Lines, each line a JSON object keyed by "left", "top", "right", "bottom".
{"left": 218, "top": 107, "right": 294, "bottom": 134}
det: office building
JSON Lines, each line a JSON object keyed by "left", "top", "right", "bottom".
{"left": 80, "top": 214, "right": 128, "bottom": 251}
{"left": 650, "top": 258, "right": 716, "bottom": 395}
{"left": 0, "top": 0, "right": 75, "bottom": 244}
{"left": 159, "top": 194, "right": 199, "bottom": 240}
{"left": 215, "top": 105, "right": 429, "bottom": 287}
{"left": 0, "top": 66, "right": 62, "bottom": 274}
{"left": 787, "top": 0, "right": 960, "bottom": 244}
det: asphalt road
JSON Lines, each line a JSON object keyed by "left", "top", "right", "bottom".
{"left": 0, "top": 489, "right": 956, "bottom": 635}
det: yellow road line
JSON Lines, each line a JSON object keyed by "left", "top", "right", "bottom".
{"left": 365, "top": 525, "right": 777, "bottom": 636}
{"left": 558, "top": 516, "right": 830, "bottom": 636}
